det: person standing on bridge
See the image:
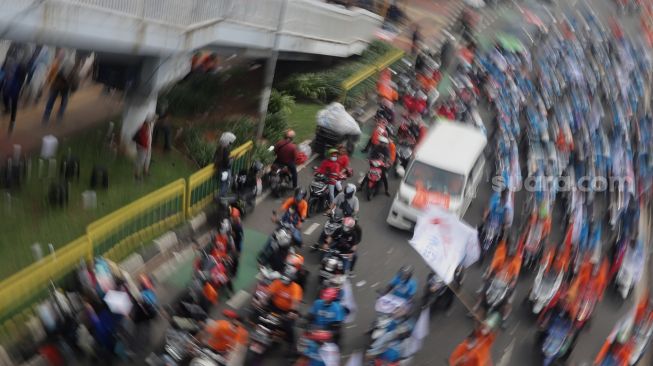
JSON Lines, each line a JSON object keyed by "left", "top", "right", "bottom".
{"left": 2, "top": 52, "right": 27, "bottom": 135}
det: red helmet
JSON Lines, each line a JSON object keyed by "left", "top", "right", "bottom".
{"left": 321, "top": 287, "right": 338, "bottom": 302}
{"left": 307, "top": 330, "right": 332, "bottom": 342}
{"left": 223, "top": 309, "right": 241, "bottom": 321}
{"left": 286, "top": 253, "right": 305, "bottom": 270}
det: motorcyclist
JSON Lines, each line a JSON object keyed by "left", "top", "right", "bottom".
{"left": 307, "top": 288, "right": 346, "bottom": 343}
{"left": 594, "top": 329, "right": 633, "bottom": 366}
{"left": 330, "top": 183, "right": 360, "bottom": 218}
{"left": 315, "top": 148, "right": 343, "bottom": 202}
{"left": 449, "top": 317, "right": 498, "bottom": 366}
{"left": 360, "top": 136, "right": 391, "bottom": 196}
{"left": 266, "top": 269, "right": 304, "bottom": 351}
{"left": 381, "top": 265, "right": 418, "bottom": 301}
{"left": 257, "top": 227, "right": 294, "bottom": 273}
{"left": 298, "top": 330, "right": 337, "bottom": 366}
{"left": 212, "top": 218, "right": 236, "bottom": 278}
{"left": 362, "top": 117, "right": 390, "bottom": 153}
{"left": 475, "top": 237, "right": 522, "bottom": 321}
{"left": 279, "top": 187, "right": 309, "bottom": 221}
{"left": 337, "top": 144, "right": 352, "bottom": 178}
{"left": 199, "top": 309, "right": 249, "bottom": 356}
{"left": 482, "top": 188, "right": 512, "bottom": 236}
{"left": 330, "top": 217, "right": 362, "bottom": 276}
{"left": 274, "top": 129, "right": 298, "bottom": 189}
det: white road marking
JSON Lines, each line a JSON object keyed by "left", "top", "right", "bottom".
{"left": 370, "top": 281, "right": 379, "bottom": 288}
{"left": 356, "top": 280, "right": 367, "bottom": 287}
{"left": 304, "top": 222, "right": 321, "bottom": 235}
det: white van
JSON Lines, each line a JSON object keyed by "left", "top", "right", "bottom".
{"left": 387, "top": 120, "right": 487, "bottom": 230}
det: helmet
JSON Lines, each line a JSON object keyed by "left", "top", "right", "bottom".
{"left": 223, "top": 309, "right": 241, "bottom": 321}
{"left": 345, "top": 183, "right": 356, "bottom": 199}
{"left": 230, "top": 206, "right": 241, "bottom": 219}
{"left": 219, "top": 132, "right": 236, "bottom": 146}
{"left": 321, "top": 287, "right": 338, "bottom": 303}
{"left": 327, "top": 148, "right": 339, "bottom": 156}
{"left": 286, "top": 129, "right": 296, "bottom": 139}
{"left": 307, "top": 330, "right": 332, "bottom": 342}
{"left": 398, "top": 265, "right": 414, "bottom": 281}
{"left": 252, "top": 160, "right": 264, "bottom": 173}
{"left": 342, "top": 217, "right": 355, "bottom": 233}
{"left": 378, "top": 136, "right": 389, "bottom": 145}
{"left": 219, "top": 219, "right": 231, "bottom": 234}
{"left": 274, "top": 228, "right": 292, "bottom": 247}
{"left": 286, "top": 253, "right": 304, "bottom": 270}
{"left": 294, "top": 187, "right": 307, "bottom": 202}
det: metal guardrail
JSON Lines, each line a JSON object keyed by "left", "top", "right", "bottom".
{"left": 340, "top": 48, "right": 405, "bottom": 98}
{"left": 186, "top": 141, "right": 254, "bottom": 217}
{"left": 0, "top": 141, "right": 254, "bottom": 345}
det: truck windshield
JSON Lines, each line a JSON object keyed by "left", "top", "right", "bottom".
{"left": 404, "top": 161, "right": 465, "bottom": 196}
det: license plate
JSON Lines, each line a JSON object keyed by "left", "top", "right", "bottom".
{"left": 250, "top": 342, "right": 264, "bottom": 354}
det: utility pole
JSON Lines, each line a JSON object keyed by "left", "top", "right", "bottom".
{"left": 257, "top": 0, "right": 289, "bottom": 141}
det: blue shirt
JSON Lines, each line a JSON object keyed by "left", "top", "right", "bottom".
{"left": 389, "top": 275, "right": 417, "bottom": 300}
{"left": 310, "top": 300, "right": 345, "bottom": 328}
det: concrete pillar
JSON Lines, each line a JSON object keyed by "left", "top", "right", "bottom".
{"left": 120, "top": 54, "right": 191, "bottom": 152}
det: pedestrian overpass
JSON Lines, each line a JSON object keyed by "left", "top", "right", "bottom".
{"left": 0, "top": 0, "right": 382, "bottom": 139}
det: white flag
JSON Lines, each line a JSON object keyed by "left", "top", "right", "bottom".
{"left": 342, "top": 279, "right": 358, "bottom": 323}
{"left": 405, "top": 307, "right": 431, "bottom": 356}
{"left": 345, "top": 352, "right": 364, "bottom": 366}
{"left": 410, "top": 206, "right": 480, "bottom": 284}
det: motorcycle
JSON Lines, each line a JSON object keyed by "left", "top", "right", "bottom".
{"left": 479, "top": 214, "right": 501, "bottom": 260}
{"left": 630, "top": 316, "right": 653, "bottom": 365}
{"left": 575, "top": 285, "right": 598, "bottom": 327}
{"left": 615, "top": 240, "right": 644, "bottom": 299}
{"left": 307, "top": 174, "right": 330, "bottom": 217}
{"left": 369, "top": 294, "right": 411, "bottom": 345}
{"left": 422, "top": 268, "right": 462, "bottom": 311}
{"left": 246, "top": 311, "right": 287, "bottom": 365}
{"left": 250, "top": 266, "right": 282, "bottom": 321}
{"left": 529, "top": 253, "right": 566, "bottom": 316}
{"left": 482, "top": 271, "right": 512, "bottom": 318}
{"left": 522, "top": 214, "right": 549, "bottom": 269}
{"left": 315, "top": 210, "right": 344, "bottom": 251}
{"left": 228, "top": 163, "right": 261, "bottom": 217}
{"left": 394, "top": 138, "right": 414, "bottom": 178}
{"left": 269, "top": 162, "right": 293, "bottom": 198}
{"left": 365, "top": 159, "right": 386, "bottom": 201}
{"left": 537, "top": 311, "right": 578, "bottom": 366}
{"left": 319, "top": 249, "right": 346, "bottom": 287}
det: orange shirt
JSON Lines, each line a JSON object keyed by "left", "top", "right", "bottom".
{"left": 449, "top": 332, "right": 496, "bottom": 366}
{"left": 203, "top": 282, "right": 218, "bottom": 305}
{"left": 204, "top": 320, "right": 249, "bottom": 353}
{"left": 281, "top": 198, "right": 308, "bottom": 220}
{"left": 268, "top": 279, "right": 303, "bottom": 312}
{"left": 389, "top": 141, "right": 396, "bottom": 165}
{"left": 489, "top": 241, "right": 507, "bottom": 275}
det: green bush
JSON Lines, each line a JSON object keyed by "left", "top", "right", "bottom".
{"left": 251, "top": 144, "right": 276, "bottom": 166}
{"left": 263, "top": 112, "right": 289, "bottom": 143}
{"left": 183, "top": 127, "right": 216, "bottom": 167}
{"left": 280, "top": 40, "right": 397, "bottom": 104}
{"left": 268, "top": 89, "right": 296, "bottom": 115}
{"left": 225, "top": 115, "right": 258, "bottom": 144}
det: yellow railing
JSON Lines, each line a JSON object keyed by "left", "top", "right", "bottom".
{"left": 186, "top": 140, "right": 254, "bottom": 217}
{"left": 0, "top": 140, "right": 255, "bottom": 344}
{"left": 341, "top": 48, "right": 405, "bottom": 99}
{"left": 87, "top": 178, "right": 187, "bottom": 263}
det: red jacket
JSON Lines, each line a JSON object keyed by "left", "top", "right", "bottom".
{"left": 274, "top": 139, "right": 297, "bottom": 165}
{"left": 136, "top": 122, "right": 150, "bottom": 148}
{"left": 316, "top": 159, "right": 341, "bottom": 184}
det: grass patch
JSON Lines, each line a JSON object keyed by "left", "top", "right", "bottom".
{"left": 288, "top": 102, "right": 323, "bottom": 142}
{"left": 0, "top": 122, "right": 194, "bottom": 279}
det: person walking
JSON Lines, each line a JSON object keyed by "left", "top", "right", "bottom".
{"left": 42, "top": 50, "right": 78, "bottom": 125}
{"left": 2, "top": 55, "right": 27, "bottom": 135}
{"left": 214, "top": 131, "right": 236, "bottom": 196}
{"left": 133, "top": 115, "right": 155, "bottom": 180}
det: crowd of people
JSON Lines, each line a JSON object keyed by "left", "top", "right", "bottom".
{"left": 0, "top": 42, "right": 93, "bottom": 135}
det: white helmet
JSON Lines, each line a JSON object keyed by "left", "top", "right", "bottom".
{"left": 219, "top": 219, "right": 231, "bottom": 234}
{"left": 378, "top": 136, "right": 389, "bottom": 144}
{"left": 274, "top": 228, "right": 292, "bottom": 247}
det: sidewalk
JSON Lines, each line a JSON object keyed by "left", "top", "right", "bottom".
{"left": 1, "top": 84, "right": 123, "bottom": 157}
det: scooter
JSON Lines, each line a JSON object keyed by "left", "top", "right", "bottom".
{"left": 529, "top": 253, "right": 565, "bottom": 316}
{"left": 319, "top": 249, "right": 346, "bottom": 287}
{"left": 630, "top": 315, "right": 653, "bottom": 365}
{"left": 369, "top": 294, "right": 411, "bottom": 346}
{"left": 615, "top": 240, "right": 644, "bottom": 299}
{"left": 479, "top": 215, "right": 501, "bottom": 260}
{"left": 394, "top": 138, "right": 414, "bottom": 178}
{"left": 314, "top": 210, "right": 344, "bottom": 252}
{"left": 537, "top": 311, "right": 578, "bottom": 366}
{"left": 365, "top": 159, "right": 386, "bottom": 201}
{"left": 522, "top": 214, "right": 549, "bottom": 269}
{"left": 483, "top": 272, "right": 512, "bottom": 316}
{"left": 246, "top": 311, "right": 287, "bottom": 366}
{"left": 268, "top": 159, "right": 293, "bottom": 198}
{"left": 307, "top": 174, "right": 330, "bottom": 217}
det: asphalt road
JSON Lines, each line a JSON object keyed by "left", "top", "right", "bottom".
{"left": 241, "top": 0, "right": 652, "bottom": 365}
